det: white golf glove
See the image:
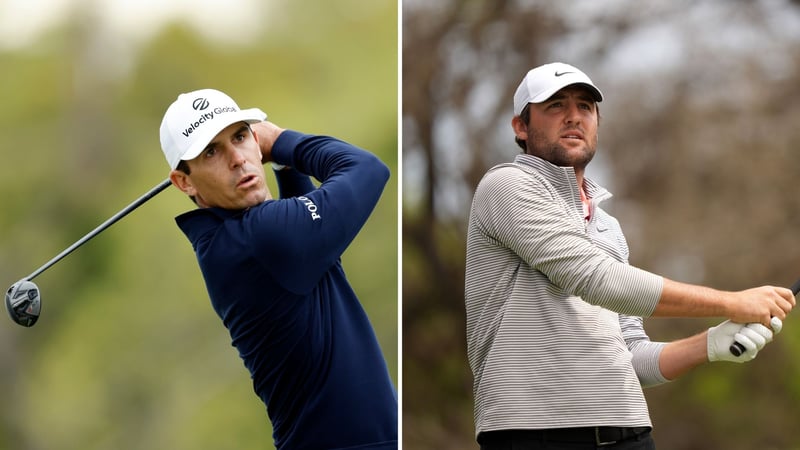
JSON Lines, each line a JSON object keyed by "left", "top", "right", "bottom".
{"left": 707, "top": 317, "right": 782, "bottom": 363}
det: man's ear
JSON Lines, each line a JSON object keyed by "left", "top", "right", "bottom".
{"left": 251, "top": 126, "right": 267, "bottom": 164}
{"left": 169, "top": 169, "right": 196, "bottom": 197}
{"left": 511, "top": 115, "right": 528, "bottom": 141}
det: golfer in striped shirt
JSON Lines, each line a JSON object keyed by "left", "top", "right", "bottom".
{"left": 465, "top": 62, "right": 795, "bottom": 449}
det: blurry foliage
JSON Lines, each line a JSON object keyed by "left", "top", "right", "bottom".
{"left": 0, "top": 1, "right": 397, "bottom": 449}
{"left": 403, "top": 1, "right": 800, "bottom": 450}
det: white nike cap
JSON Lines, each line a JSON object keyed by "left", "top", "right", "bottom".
{"left": 159, "top": 88, "right": 267, "bottom": 170}
{"left": 513, "top": 62, "right": 603, "bottom": 116}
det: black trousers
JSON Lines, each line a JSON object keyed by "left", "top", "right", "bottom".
{"left": 478, "top": 427, "right": 656, "bottom": 450}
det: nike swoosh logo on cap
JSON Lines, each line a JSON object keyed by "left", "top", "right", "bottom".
{"left": 554, "top": 71, "right": 573, "bottom": 77}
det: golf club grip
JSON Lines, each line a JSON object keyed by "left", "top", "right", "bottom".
{"left": 729, "top": 278, "right": 800, "bottom": 356}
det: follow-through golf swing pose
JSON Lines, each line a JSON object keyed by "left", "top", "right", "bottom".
{"left": 5, "top": 88, "right": 397, "bottom": 449}
{"left": 159, "top": 89, "right": 397, "bottom": 449}
{"left": 464, "top": 63, "right": 795, "bottom": 450}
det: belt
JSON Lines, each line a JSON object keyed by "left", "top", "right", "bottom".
{"left": 478, "top": 426, "right": 652, "bottom": 447}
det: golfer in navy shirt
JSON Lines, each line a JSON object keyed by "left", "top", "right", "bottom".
{"left": 158, "top": 89, "right": 398, "bottom": 449}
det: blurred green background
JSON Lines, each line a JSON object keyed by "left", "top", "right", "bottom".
{"left": 0, "top": 1, "right": 397, "bottom": 449}
{"left": 403, "top": 1, "right": 800, "bottom": 449}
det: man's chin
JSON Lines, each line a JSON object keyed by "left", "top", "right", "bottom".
{"left": 242, "top": 194, "right": 267, "bottom": 209}
{"left": 551, "top": 150, "right": 595, "bottom": 169}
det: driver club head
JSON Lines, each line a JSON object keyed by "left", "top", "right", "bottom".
{"left": 5, "top": 280, "right": 41, "bottom": 327}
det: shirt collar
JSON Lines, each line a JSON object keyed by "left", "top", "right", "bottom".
{"left": 175, "top": 207, "right": 245, "bottom": 244}
{"left": 513, "top": 153, "right": 612, "bottom": 204}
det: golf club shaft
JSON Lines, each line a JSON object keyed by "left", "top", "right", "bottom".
{"left": 24, "top": 178, "right": 172, "bottom": 281}
{"left": 729, "top": 277, "right": 800, "bottom": 356}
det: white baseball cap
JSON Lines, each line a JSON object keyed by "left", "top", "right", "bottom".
{"left": 159, "top": 88, "right": 267, "bottom": 169}
{"left": 513, "top": 62, "right": 603, "bottom": 116}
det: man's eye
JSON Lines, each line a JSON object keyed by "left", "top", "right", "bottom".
{"left": 204, "top": 148, "right": 216, "bottom": 157}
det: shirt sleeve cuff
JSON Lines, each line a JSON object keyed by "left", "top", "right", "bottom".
{"left": 270, "top": 130, "right": 306, "bottom": 167}
{"left": 630, "top": 340, "right": 670, "bottom": 387}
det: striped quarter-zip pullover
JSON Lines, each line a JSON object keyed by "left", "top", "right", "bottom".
{"left": 465, "top": 153, "right": 666, "bottom": 437}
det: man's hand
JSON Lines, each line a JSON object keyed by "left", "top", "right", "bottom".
{"left": 252, "top": 121, "right": 286, "bottom": 164}
{"left": 656, "top": 280, "right": 795, "bottom": 326}
{"left": 707, "top": 318, "right": 781, "bottom": 363}
{"left": 725, "top": 286, "right": 795, "bottom": 327}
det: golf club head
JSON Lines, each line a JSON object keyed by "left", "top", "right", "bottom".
{"left": 5, "top": 280, "right": 40, "bottom": 327}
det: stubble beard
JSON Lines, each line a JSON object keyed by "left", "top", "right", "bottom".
{"left": 526, "top": 128, "right": 597, "bottom": 171}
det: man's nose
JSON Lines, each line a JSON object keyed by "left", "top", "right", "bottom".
{"left": 564, "top": 103, "right": 582, "bottom": 125}
{"left": 227, "top": 146, "right": 247, "bottom": 168}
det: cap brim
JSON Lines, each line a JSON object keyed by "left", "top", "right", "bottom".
{"left": 179, "top": 108, "right": 267, "bottom": 163}
{"left": 530, "top": 81, "right": 603, "bottom": 104}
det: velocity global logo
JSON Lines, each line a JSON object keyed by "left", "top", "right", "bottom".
{"left": 182, "top": 111, "right": 214, "bottom": 137}
{"left": 192, "top": 97, "right": 210, "bottom": 111}
{"left": 182, "top": 101, "right": 240, "bottom": 138}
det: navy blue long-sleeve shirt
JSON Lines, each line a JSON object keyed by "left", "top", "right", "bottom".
{"left": 175, "top": 130, "right": 397, "bottom": 450}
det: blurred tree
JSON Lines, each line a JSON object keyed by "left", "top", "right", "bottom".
{"left": 403, "top": 1, "right": 800, "bottom": 449}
